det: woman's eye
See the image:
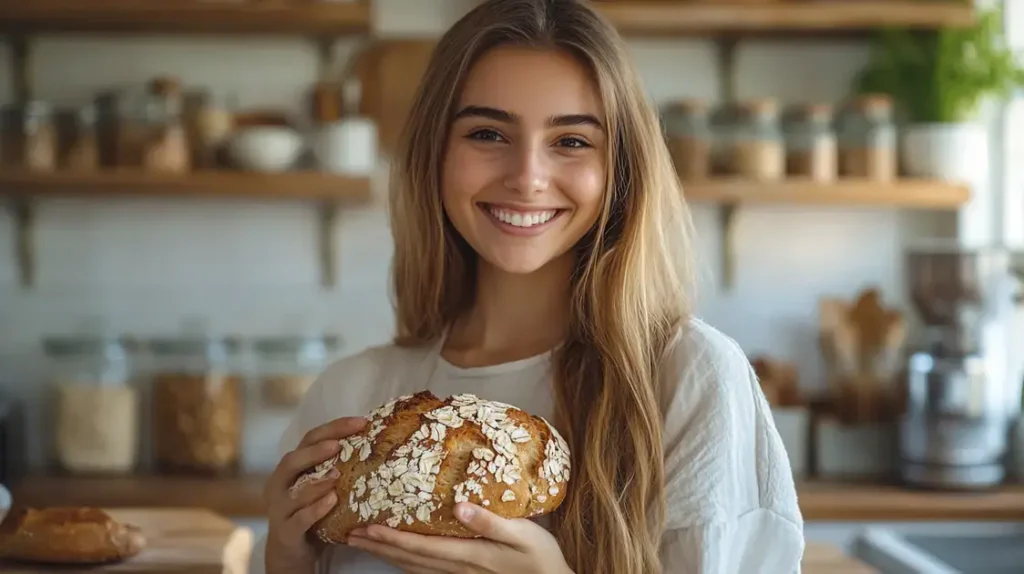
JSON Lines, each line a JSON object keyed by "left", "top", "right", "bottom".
{"left": 557, "top": 136, "right": 591, "bottom": 149}
{"left": 467, "top": 128, "right": 506, "bottom": 143}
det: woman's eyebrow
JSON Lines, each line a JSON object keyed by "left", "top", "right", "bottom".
{"left": 454, "top": 105, "right": 603, "bottom": 130}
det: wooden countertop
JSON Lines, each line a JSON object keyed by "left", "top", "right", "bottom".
{"left": 802, "top": 542, "right": 878, "bottom": 573}
{"left": 9, "top": 475, "right": 1024, "bottom": 522}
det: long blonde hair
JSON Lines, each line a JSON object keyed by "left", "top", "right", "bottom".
{"left": 388, "top": 1, "right": 695, "bottom": 572}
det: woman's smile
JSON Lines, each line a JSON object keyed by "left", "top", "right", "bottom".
{"left": 478, "top": 202, "right": 569, "bottom": 237}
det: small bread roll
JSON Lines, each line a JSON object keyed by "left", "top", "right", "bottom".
{"left": 0, "top": 507, "right": 145, "bottom": 564}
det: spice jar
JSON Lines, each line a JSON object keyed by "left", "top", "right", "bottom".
{"left": 784, "top": 103, "right": 837, "bottom": 182}
{"left": 148, "top": 334, "right": 243, "bottom": 476}
{"left": 184, "top": 90, "right": 236, "bottom": 170}
{"left": 254, "top": 335, "right": 340, "bottom": 408}
{"left": 663, "top": 99, "right": 711, "bottom": 181}
{"left": 22, "top": 101, "right": 58, "bottom": 172}
{"left": 838, "top": 94, "right": 897, "bottom": 181}
{"left": 144, "top": 78, "right": 191, "bottom": 173}
{"left": 64, "top": 104, "right": 100, "bottom": 171}
{"left": 44, "top": 335, "right": 139, "bottom": 475}
{"left": 729, "top": 99, "right": 784, "bottom": 181}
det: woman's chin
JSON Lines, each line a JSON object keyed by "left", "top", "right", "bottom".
{"left": 479, "top": 252, "right": 556, "bottom": 276}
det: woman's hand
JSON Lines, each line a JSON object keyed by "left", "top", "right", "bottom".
{"left": 347, "top": 502, "right": 574, "bottom": 574}
{"left": 264, "top": 416, "right": 368, "bottom": 574}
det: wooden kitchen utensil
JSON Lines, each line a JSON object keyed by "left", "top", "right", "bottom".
{"left": 0, "top": 508, "right": 252, "bottom": 574}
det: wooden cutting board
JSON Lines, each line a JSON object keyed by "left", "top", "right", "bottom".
{"left": 0, "top": 508, "right": 253, "bottom": 574}
{"left": 802, "top": 541, "right": 879, "bottom": 573}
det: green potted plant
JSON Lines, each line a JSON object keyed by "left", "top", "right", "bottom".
{"left": 852, "top": 6, "right": 1024, "bottom": 182}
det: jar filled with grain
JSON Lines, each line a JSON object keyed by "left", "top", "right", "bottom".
{"left": 783, "top": 103, "right": 837, "bottom": 182}
{"left": 254, "top": 335, "right": 340, "bottom": 409}
{"left": 729, "top": 99, "right": 784, "bottom": 180}
{"left": 144, "top": 77, "right": 190, "bottom": 174}
{"left": 148, "top": 334, "right": 243, "bottom": 476}
{"left": 838, "top": 94, "right": 897, "bottom": 181}
{"left": 44, "top": 334, "right": 139, "bottom": 475}
{"left": 64, "top": 103, "right": 100, "bottom": 171}
{"left": 663, "top": 99, "right": 711, "bottom": 181}
{"left": 22, "top": 101, "right": 58, "bottom": 172}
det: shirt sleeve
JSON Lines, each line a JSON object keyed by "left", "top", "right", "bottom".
{"left": 658, "top": 321, "right": 805, "bottom": 573}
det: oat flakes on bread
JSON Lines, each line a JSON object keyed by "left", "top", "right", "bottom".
{"left": 291, "top": 390, "right": 572, "bottom": 543}
{"left": 0, "top": 507, "right": 145, "bottom": 564}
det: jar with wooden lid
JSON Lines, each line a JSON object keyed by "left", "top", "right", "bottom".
{"left": 729, "top": 99, "right": 784, "bottom": 181}
{"left": 254, "top": 335, "right": 340, "bottom": 409}
{"left": 147, "top": 333, "right": 243, "bottom": 476}
{"left": 22, "top": 101, "right": 58, "bottom": 172}
{"left": 784, "top": 103, "right": 837, "bottom": 182}
{"left": 663, "top": 99, "right": 711, "bottom": 181}
{"left": 144, "top": 78, "right": 190, "bottom": 174}
{"left": 184, "top": 89, "right": 236, "bottom": 170}
{"left": 44, "top": 333, "right": 139, "bottom": 476}
{"left": 64, "top": 103, "right": 100, "bottom": 171}
{"left": 838, "top": 94, "right": 897, "bottom": 181}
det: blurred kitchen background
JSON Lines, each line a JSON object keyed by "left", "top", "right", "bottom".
{"left": 2, "top": 0, "right": 1024, "bottom": 572}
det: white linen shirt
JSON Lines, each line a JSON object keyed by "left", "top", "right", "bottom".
{"left": 250, "top": 317, "right": 805, "bottom": 573}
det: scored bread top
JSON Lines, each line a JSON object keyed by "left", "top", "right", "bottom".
{"left": 290, "top": 390, "right": 572, "bottom": 540}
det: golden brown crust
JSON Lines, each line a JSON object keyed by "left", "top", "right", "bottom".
{"left": 291, "top": 391, "right": 572, "bottom": 543}
{"left": 0, "top": 507, "right": 146, "bottom": 565}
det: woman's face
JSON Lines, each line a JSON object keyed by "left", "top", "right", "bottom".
{"left": 442, "top": 46, "right": 607, "bottom": 275}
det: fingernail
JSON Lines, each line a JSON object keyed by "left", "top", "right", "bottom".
{"left": 324, "top": 440, "right": 340, "bottom": 452}
{"left": 456, "top": 504, "right": 475, "bottom": 522}
{"left": 328, "top": 468, "right": 340, "bottom": 479}
{"left": 349, "top": 527, "right": 366, "bottom": 538}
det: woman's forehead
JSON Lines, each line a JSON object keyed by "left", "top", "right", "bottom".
{"left": 457, "top": 46, "right": 603, "bottom": 121}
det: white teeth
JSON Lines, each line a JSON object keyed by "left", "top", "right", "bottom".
{"left": 487, "top": 206, "right": 557, "bottom": 228}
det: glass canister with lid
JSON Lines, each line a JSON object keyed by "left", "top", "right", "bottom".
{"left": 147, "top": 332, "right": 244, "bottom": 476}
{"left": 662, "top": 98, "right": 711, "bottom": 181}
{"left": 44, "top": 333, "right": 139, "bottom": 475}
{"left": 838, "top": 94, "right": 898, "bottom": 181}
{"left": 729, "top": 98, "right": 785, "bottom": 181}
{"left": 254, "top": 334, "right": 341, "bottom": 408}
{"left": 784, "top": 103, "right": 838, "bottom": 182}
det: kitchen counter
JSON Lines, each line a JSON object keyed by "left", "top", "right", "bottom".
{"left": 802, "top": 541, "right": 877, "bottom": 573}
{"left": 9, "top": 475, "right": 1024, "bottom": 522}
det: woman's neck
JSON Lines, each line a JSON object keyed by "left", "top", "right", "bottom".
{"left": 443, "top": 253, "right": 574, "bottom": 368}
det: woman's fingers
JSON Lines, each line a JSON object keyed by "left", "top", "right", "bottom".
{"left": 267, "top": 439, "right": 341, "bottom": 494}
{"left": 298, "top": 417, "right": 368, "bottom": 448}
{"left": 283, "top": 473, "right": 340, "bottom": 519}
{"left": 286, "top": 489, "right": 339, "bottom": 532}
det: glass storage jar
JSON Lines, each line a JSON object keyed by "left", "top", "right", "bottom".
{"left": 254, "top": 335, "right": 340, "bottom": 408}
{"left": 22, "top": 101, "right": 58, "bottom": 172}
{"left": 44, "top": 334, "right": 139, "bottom": 475}
{"left": 784, "top": 103, "right": 837, "bottom": 182}
{"left": 729, "top": 99, "right": 784, "bottom": 180}
{"left": 148, "top": 334, "right": 243, "bottom": 476}
{"left": 838, "top": 94, "right": 897, "bottom": 181}
{"left": 663, "top": 99, "right": 711, "bottom": 181}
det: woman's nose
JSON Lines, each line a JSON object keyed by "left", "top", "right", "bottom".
{"left": 503, "top": 142, "right": 550, "bottom": 194}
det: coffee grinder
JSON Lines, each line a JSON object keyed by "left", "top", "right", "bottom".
{"left": 899, "top": 244, "right": 1024, "bottom": 489}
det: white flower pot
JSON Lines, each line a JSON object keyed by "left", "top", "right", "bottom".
{"left": 900, "top": 122, "right": 988, "bottom": 183}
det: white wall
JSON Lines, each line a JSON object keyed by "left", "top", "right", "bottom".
{"left": 0, "top": 1, "right": 948, "bottom": 471}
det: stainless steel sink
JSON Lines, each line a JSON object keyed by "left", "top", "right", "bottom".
{"left": 855, "top": 525, "right": 1024, "bottom": 573}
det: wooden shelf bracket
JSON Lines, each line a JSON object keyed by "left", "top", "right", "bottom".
{"left": 715, "top": 37, "right": 739, "bottom": 291}
{"left": 8, "top": 198, "right": 35, "bottom": 288}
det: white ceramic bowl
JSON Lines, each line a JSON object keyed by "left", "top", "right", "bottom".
{"left": 228, "top": 126, "right": 304, "bottom": 173}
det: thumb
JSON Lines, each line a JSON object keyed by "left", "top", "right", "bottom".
{"left": 454, "top": 502, "right": 521, "bottom": 545}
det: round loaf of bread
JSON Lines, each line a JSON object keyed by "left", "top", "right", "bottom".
{"left": 290, "top": 390, "right": 572, "bottom": 542}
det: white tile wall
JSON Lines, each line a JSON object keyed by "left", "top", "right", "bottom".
{"left": 0, "top": 1, "right": 953, "bottom": 470}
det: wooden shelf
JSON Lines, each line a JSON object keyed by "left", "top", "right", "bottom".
{"left": 10, "top": 475, "right": 1024, "bottom": 522}
{"left": 0, "top": 169, "right": 373, "bottom": 203}
{"left": 0, "top": 1, "right": 372, "bottom": 36}
{"left": 597, "top": 1, "right": 975, "bottom": 36}
{"left": 682, "top": 179, "right": 971, "bottom": 209}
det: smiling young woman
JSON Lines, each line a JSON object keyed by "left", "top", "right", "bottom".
{"left": 253, "top": 1, "right": 804, "bottom": 573}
